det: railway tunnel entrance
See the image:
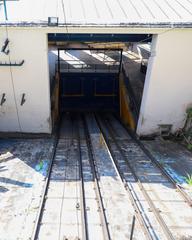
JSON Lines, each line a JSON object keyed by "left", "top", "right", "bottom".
{"left": 58, "top": 48, "right": 121, "bottom": 113}
{"left": 48, "top": 34, "right": 152, "bottom": 131}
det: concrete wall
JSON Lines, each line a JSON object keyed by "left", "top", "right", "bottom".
{"left": 137, "top": 30, "right": 192, "bottom": 136}
{"left": 0, "top": 29, "right": 51, "bottom": 133}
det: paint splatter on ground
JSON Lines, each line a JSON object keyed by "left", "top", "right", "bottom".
{"left": 35, "top": 159, "right": 49, "bottom": 176}
{"left": 0, "top": 138, "right": 54, "bottom": 240}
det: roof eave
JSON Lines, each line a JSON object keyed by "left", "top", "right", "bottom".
{"left": 0, "top": 21, "right": 192, "bottom": 28}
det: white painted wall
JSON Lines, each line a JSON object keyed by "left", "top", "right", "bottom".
{"left": 1, "top": 26, "right": 192, "bottom": 135}
{"left": 0, "top": 29, "right": 51, "bottom": 133}
{"left": 137, "top": 30, "right": 192, "bottom": 136}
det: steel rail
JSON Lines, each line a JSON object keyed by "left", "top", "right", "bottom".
{"left": 31, "top": 126, "right": 60, "bottom": 240}
{"left": 72, "top": 114, "right": 89, "bottom": 240}
{"left": 96, "top": 115, "right": 175, "bottom": 240}
{"left": 95, "top": 115, "right": 154, "bottom": 240}
{"left": 82, "top": 114, "right": 111, "bottom": 240}
{"left": 115, "top": 115, "right": 192, "bottom": 208}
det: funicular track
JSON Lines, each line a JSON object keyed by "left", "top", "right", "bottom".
{"left": 31, "top": 113, "right": 110, "bottom": 240}
{"left": 96, "top": 114, "right": 192, "bottom": 240}
{"left": 96, "top": 114, "right": 173, "bottom": 240}
{"left": 31, "top": 113, "right": 192, "bottom": 240}
{"left": 81, "top": 115, "right": 111, "bottom": 240}
{"left": 111, "top": 114, "right": 192, "bottom": 207}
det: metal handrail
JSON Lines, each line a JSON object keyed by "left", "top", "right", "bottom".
{"left": 56, "top": 61, "right": 120, "bottom": 73}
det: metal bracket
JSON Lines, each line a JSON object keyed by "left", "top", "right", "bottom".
{"left": 0, "top": 93, "right": 6, "bottom": 106}
{"left": 1, "top": 38, "right": 9, "bottom": 55}
{"left": 130, "top": 215, "right": 135, "bottom": 240}
{"left": 20, "top": 93, "right": 26, "bottom": 106}
{"left": 0, "top": 60, "right": 25, "bottom": 66}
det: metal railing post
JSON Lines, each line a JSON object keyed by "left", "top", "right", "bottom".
{"left": 130, "top": 215, "right": 136, "bottom": 240}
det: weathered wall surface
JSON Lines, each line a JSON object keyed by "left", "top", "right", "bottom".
{"left": 137, "top": 30, "right": 192, "bottom": 136}
{"left": 0, "top": 29, "right": 51, "bottom": 133}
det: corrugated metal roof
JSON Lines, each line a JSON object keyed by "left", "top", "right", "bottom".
{"left": 0, "top": 0, "right": 192, "bottom": 27}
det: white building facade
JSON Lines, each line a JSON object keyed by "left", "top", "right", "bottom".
{"left": 0, "top": 0, "right": 192, "bottom": 135}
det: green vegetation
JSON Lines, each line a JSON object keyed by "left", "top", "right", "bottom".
{"left": 187, "top": 143, "right": 192, "bottom": 150}
{"left": 186, "top": 108, "right": 192, "bottom": 118}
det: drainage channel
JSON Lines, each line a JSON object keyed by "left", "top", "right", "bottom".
{"left": 96, "top": 113, "right": 192, "bottom": 240}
